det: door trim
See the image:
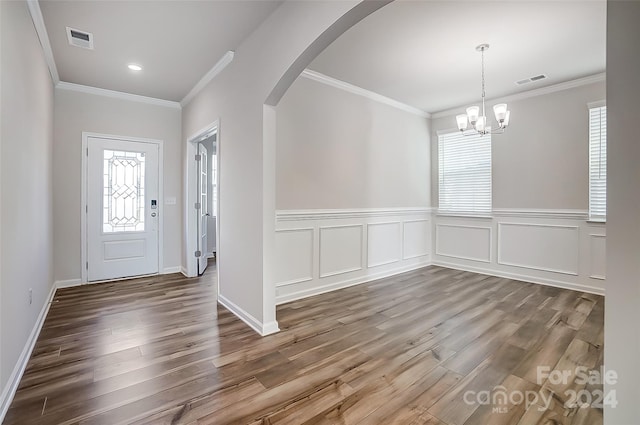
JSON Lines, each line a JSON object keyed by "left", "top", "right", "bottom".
{"left": 185, "top": 120, "right": 220, "bottom": 279}
{"left": 81, "top": 132, "right": 164, "bottom": 284}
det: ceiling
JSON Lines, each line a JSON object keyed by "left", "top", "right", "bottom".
{"left": 38, "top": 1, "right": 605, "bottom": 110}
{"left": 309, "top": 0, "right": 606, "bottom": 114}
{"left": 39, "top": 0, "right": 282, "bottom": 102}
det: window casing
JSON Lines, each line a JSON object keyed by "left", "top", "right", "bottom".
{"left": 438, "top": 131, "right": 492, "bottom": 214}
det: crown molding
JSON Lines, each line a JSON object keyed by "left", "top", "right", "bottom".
{"left": 431, "top": 72, "right": 606, "bottom": 119}
{"left": 300, "top": 69, "right": 430, "bottom": 118}
{"left": 56, "top": 82, "right": 181, "bottom": 109}
{"left": 27, "top": 0, "right": 59, "bottom": 84}
{"left": 181, "top": 50, "right": 235, "bottom": 107}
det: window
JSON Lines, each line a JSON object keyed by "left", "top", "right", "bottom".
{"left": 589, "top": 105, "right": 606, "bottom": 220}
{"left": 438, "top": 131, "right": 492, "bottom": 213}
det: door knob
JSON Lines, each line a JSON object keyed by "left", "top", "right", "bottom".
{"left": 151, "top": 212, "right": 157, "bottom": 217}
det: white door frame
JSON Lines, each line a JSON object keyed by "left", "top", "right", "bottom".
{"left": 185, "top": 120, "right": 220, "bottom": 279}
{"left": 81, "top": 132, "right": 164, "bottom": 284}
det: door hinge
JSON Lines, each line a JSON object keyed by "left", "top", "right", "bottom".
{"left": 195, "top": 154, "right": 202, "bottom": 161}
{"left": 86, "top": 205, "right": 88, "bottom": 213}
{"left": 86, "top": 261, "right": 88, "bottom": 270}
{"left": 194, "top": 202, "right": 201, "bottom": 210}
{"left": 194, "top": 250, "right": 202, "bottom": 258}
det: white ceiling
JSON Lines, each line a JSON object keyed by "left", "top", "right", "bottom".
{"left": 37, "top": 1, "right": 605, "bottom": 110}
{"left": 309, "top": 0, "right": 606, "bottom": 114}
{"left": 39, "top": 0, "right": 282, "bottom": 102}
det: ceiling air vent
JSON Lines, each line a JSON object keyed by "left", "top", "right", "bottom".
{"left": 66, "top": 27, "right": 94, "bottom": 50}
{"left": 515, "top": 74, "right": 548, "bottom": 85}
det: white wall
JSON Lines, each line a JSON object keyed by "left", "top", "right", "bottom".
{"left": 427, "top": 81, "right": 606, "bottom": 295}
{"left": 53, "top": 88, "right": 182, "bottom": 283}
{"left": 274, "top": 75, "right": 431, "bottom": 301}
{"left": 0, "top": 0, "right": 54, "bottom": 411}
{"left": 605, "top": 2, "right": 640, "bottom": 422}
{"left": 431, "top": 80, "right": 605, "bottom": 209}
{"left": 276, "top": 76, "right": 430, "bottom": 209}
{"left": 182, "top": 0, "right": 390, "bottom": 334}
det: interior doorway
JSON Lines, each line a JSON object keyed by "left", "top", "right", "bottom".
{"left": 186, "top": 122, "right": 219, "bottom": 279}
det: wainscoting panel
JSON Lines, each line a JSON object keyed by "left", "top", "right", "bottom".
{"left": 274, "top": 228, "right": 313, "bottom": 286}
{"left": 403, "top": 219, "right": 430, "bottom": 260}
{"left": 275, "top": 208, "right": 431, "bottom": 304}
{"left": 319, "top": 225, "right": 363, "bottom": 278}
{"left": 589, "top": 234, "right": 606, "bottom": 280}
{"left": 432, "top": 211, "right": 605, "bottom": 295}
{"left": 436, "top": 224, "right": 491, "bottom": 263}
{"left": 367, "top": 222, "right": 401, "bottom": 268}
{"left": 498, "top": 223, "right": 579, "bottom": 275}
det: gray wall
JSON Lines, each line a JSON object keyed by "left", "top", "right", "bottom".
{"left": 605, "top": 1, "right": 640, "bottom": 422}
{"left": 276, "top": 76, "right": 431, "bottom": 210}
{"left": 0, "top": 0, "right": 54, "bottom": 390}
{"left": 431, "top": 81, "right": 605, "bottom": 210}
{"left": 53, "top": 89, "right": 182, "bottom": 282}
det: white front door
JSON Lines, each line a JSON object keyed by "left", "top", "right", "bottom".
{"left": 87, "top": 136, "right": 159, "bottom": 281}
{"left": 197, "top": 143, "right": 208, "bottom": 275}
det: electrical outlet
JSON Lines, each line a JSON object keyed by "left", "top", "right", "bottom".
{"left": 29, "top": 288, "right": 32, "bottom": 305}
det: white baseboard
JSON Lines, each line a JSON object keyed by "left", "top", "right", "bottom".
{"left": 432, "top": 259, "right": 605, "bottom": 296}
{"left": 0, "top": 283, "right": 57, "bottom": 422}
{"left": 180, "top": 266, "right": 189, "bottom": 277}
{"left": 276, "top": 260, "right": 430, "bottom": 305}
{"left": 54, "top": 278, "right": 82, "bottom": 288}
{"left": 217, "top": 294, "right": 279, "bottom": 336}
{"left": 162, "top": 266, "right": 182, "bottom": 274}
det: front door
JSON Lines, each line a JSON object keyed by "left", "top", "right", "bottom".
{"left": 87, "top": 136, "right": 159, "bottom": 281}
{"left": 197, "top": 143, "right": 208, "bottom": 275}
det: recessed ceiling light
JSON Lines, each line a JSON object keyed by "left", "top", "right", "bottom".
{"left": 128, "top": 64, "right": 142, "bottom": 71}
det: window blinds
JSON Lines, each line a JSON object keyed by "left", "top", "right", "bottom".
{"left": 589, "top": 106, "right": 606, "bottom": 220}
{"left": 438, "top": 131, "right": 492, "bottom": 213}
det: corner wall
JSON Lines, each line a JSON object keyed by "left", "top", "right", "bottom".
{"left": 181, "top": 0, "right": 390, "bottom": 333}
{"left": 429, "top": 80, "right": 606, "bottom": 295}
{"left": 0, "top": 0, "right": 55, "bottom": 415}
{"left": 605, "top": 2, "right": 640, "bottom": 422}
{"left": 52, "top": 88, "right": 183, "bottom": 285}
{"left": 274, "top": 75, "right": 431, "bottom": 303}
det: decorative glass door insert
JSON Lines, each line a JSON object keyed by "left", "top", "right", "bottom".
{"left": 103, "top": 150, "right": 146, "bottom": 233}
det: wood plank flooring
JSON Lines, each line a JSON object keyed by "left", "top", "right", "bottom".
{"left": 4, "top": 264, "right": 604, "bottom": 424}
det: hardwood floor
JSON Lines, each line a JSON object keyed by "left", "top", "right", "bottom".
{"left": 4, "top": 264, "right": 604, "bottom": 425}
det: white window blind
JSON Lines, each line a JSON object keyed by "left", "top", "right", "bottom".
{"left": 438, "top": 131, "right": 492, "bottom": 213}
{"left": 589, "top": 106, "right": 606, "bottom": 220}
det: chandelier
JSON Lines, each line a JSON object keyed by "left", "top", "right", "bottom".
{"left": 456, "top": 44, "right": 510, "bottom": 135}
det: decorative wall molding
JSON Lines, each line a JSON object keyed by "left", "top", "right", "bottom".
{"left": 492, "top": 208, "right": 589, "bottom": 220}
{"left": 26, "top": 0, "right": 59, "bottom": 84}
{"left": 433, "top": 259, "right": 605, "bottom": 296}
{"left": 432, "top": 73, "right": 606, "bottom": 118}
{"left": 275, "top": 228, "right": 314, "bottom": 287}
{"left": 276, "top": 260, "right": 429, "bottom": 305}
{"left": 589, "top": 234, "right": 606, "bottom": 280}
{"left": 181, "top": 51, "right": 235, "bottom": 107}
{"left": 56, "top": 82, "right": 181, "bottom": 109}
{"left": 319, "top": 225, "right": 364, "bottom": 278}
{"left": 162, "top": 266, "right": 182, "bottom": 274}
{"left": 435, "top": 224, "right": 492, "bottom": 263}
{"left": 300, "top": 69, "right": 430, "bottom": 118}
{"left": 54, "top": 278, "right": 82, "bottom": 289}
{"left": 403, "top": 219, "right": 430, "bottom": 260}
{"left": 276, "top": 207, "right": 432, "bottom": 222}
{"left": 0, "top": 283, "right": 56, "bottom": 422}
{"left": 497, "top": 222, "right": 580, "bottom": 276}
{"left": 218, "top": 294, "right": 279, "bottom": 336}
{"left": 367, "top": 221, "right": 402, "bottom": 268}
